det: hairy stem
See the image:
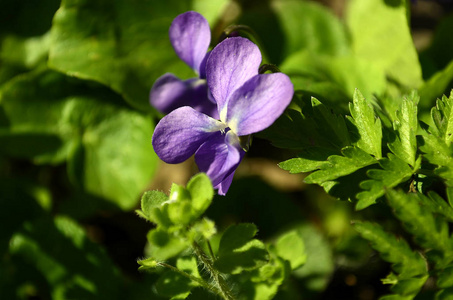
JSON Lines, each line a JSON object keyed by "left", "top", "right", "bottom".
{"left": 192, "top": 241, "right": 235, "bottom": 300}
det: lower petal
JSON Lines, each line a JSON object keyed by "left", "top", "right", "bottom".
{"left": 150, "top": 73, "right": 218, "bottom": 118}
{"left": 152, "top": 107, "right": 225, "bottom": 164}
{"left": 195, "top": 131, "right": 244, "bottom": 194}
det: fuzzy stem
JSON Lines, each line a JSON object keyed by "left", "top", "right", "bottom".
{"left": 192, "top": 241, "right": 235, "bottom": 300}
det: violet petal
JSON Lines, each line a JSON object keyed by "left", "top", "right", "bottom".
{"left": 169, "top": 11, "right": 211, "bottom": 74}
{"left": 226, "top": 73, "right": 294, "bottom": 136}
{"left": 150, "top": 73, "right": 218, "bottom": 118}
{"left": 206, "top": 37, "right": 261, "bottom": 121}
{"left": 195, "top": 131, "right": 244, "bottom": 194}
{"left": 216, "top": 171, "right": 235, "bottom": 196}
{"left": 152, "top": 107, "right": 226, "bottom": 164}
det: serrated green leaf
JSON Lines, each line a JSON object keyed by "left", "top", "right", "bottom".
{"left": 388, "top": 92, "right": 419, "bottom": 167}
{"left": 353, "top": 221, "right": 426, "bottom": 278}
{"left": 431, "top": 92, "right": 453, "bottom": 145}
{"left": 215, "top": 224, "right": 269, "bottom": 274}
{"left": 419, "top": 133, "right": 453, "bottom": 186}
{"left": 304, "top": 146, "right": 376, "bottom": 184}
{"left": 275, "top": 230, "right": 306, "bottom": 270}
{"left": 386, "top": 190, "right": 453, "bottom": 262}
{"left": 48, "top": 0, "right": 196, "bottom": 111}
{"left": 311, "top": 97, "right": 351, "bottom": 148}
{"left": 390, "top": 275, "right": 429, "bottom": 297}
{"left": 187, "top": 173, "right": 214, "bottom": 217}
{"left": 347, "top": 89, "right": 382, "bottom": 158}
{"left": 417, "top": 191, "right": 453, "bottom": 222}
{"left": 346, "top": 0, "right": 422, "bottom": 88}
{"left": 356, "top": 154, "right": 414, "bottom": 210}
{"left": 279, "top": 147, "right": 337, "bottom": 174}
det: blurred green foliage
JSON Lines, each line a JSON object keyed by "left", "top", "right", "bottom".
{"left": 1, "top": 0, "right": 453, "bottom": 299}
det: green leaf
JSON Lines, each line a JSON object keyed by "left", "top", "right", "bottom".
{"left": 436, "top": 287, "right": 453, "bottom": 300}
{"left": 419, "top": 62, "right": 453, "bottom": 109}
{"left": 346, "top": 0, "right": 422, "bottom": 88}
{"left": 186, "top": 173, "right": 214, "bottom": 217}
{"left": 146, "top": 229, "right": 189, "bottom": 261}
{"left": 139, "top": 191, "right": 169, "bottom": 223}
{"left": 347, "top": 89, "right": 382, "bottom": 159}
{"left": 0, "top": 70, "right": 158, "bottom": 210}
{"left": 215, "top": 224, "right": 269, "bottom": 274}
{"left": 292, "top": 223, "right": 334, "bottom": 293}
{"left": 388, "top": 92, "right": 419, "bottom": 167}
{"left": 311, "top": 97, "right": 351, "bottom": 148}
{"left": 48, "top": 0, "right": 200, "bottom": 111}
{"left": 419, "top": 133, "right": 453, "bottom": 186}
{"left": 0, "top": 32, "right": 51, "bottom": 69}
{"left": 431, "top": 92, "right": 453, "bottom": 145}
{"left": 353, "top": 221, "right": 426, "bottom": 278}
{"left": 279, "top": 147, "right": 338, "bottom": 174}
{"left": 390, "top": 275, "right": 429, "bottom": 297}
{"left": 155, "top": 256, "right": 202, "bottom": 299}
{"left": 236, "top": 252, "right": 290, "bottom": 300}
{"left": 356, "top": 154, "right": 414, "bottom": 210}
{"left": 9, "top": 216, "right": 121, "bottom": 300}
{"left": 272, "top": 0, "right": 350, "bottom": 58}
{"left": 274, "top": 230, "right": 306, "bottom": 270}
{"left": 304, "top": 146, "right": 376, "bottom": 185}
{"left": 281, "top": 51, "right": 387, "bottom": 101}
{"left": 437, "top": 266, "right": 453, "bottom": 289}
{"left": 386, "top": 190, "right": 453, "bottom": 261}
{"left": 417, "top": 191, "right": 453, "bottom": 222}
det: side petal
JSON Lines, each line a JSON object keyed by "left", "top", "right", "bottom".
{"left": 152, "top": 107, "right": 225, "bottom": 164}
{"left": 169, "top": 11, "right": 211, "bottom": 74}
{"left": 206, "top": 37, "right": 261, "bottom": 121}
{"left": 195, "top": 131, "right": 244, "bottom": 195}
{"left": 150, "top": 73, "right": 218, "bottom": 118}
{"left": 226, "top": 73, "right": 294, "bottom": 136}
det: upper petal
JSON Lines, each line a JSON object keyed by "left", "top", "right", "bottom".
{"left": 169, "top": 11, "right": 211, "bottom": 74}
{"left": 195, "top": 131, "right": 244, "bottom": 194}
{"left": 226, "top": 73, "right": 294, "bottom": 136}
{"left": 150, "top": 73, "right": 219, "bottom": 118}
{"left": 206, "top": 37, "right": 262, "bottom": 121}
{"left": 152, "top": 106, "right": 226, "bottom": 164}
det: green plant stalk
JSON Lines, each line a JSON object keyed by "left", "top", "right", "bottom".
{"left": 192, "top": 241, "right": 235, "bottom": 300}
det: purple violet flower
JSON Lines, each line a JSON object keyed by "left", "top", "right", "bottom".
{"left": 152, "top": 37, "right": 294, "bottom": 195}
{"left": 150, "top": 11, "right": 218, "bottom": 118}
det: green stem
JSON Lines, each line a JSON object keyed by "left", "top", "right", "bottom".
{"left": 207, "top": 240, "right": 216, "bottom": 260}
{"left": 192, "top": 241, "right": 235, "bottom": 300}
{"left": 158, "top": 262, "right": 216, "bottom": 294}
